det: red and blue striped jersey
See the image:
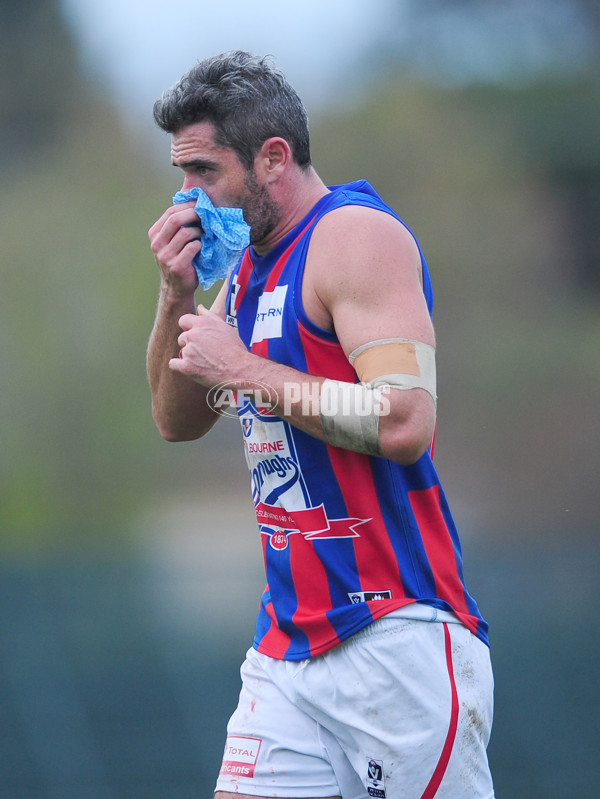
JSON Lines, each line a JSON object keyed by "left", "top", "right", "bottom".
{"left": 224, "top": 180, "right": 489, "bottom": 660}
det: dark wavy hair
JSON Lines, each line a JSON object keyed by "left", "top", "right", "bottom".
{"left": 153, "top": 50, "right": 311, "bottom": 171}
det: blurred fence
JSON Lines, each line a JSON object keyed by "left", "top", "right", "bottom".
{"left": 0, "top": 533, "right": 598, "bottom": 798}
{"left": 0, "top": 554, "right": 246, "bottom": 798}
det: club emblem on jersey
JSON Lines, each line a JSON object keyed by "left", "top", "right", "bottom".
{"left": 366, "top": 759, "right": 386, "bottom": 798}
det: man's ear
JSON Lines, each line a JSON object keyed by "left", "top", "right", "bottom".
{"left": 255, "top": 137, "right": 291, "bottom": 183}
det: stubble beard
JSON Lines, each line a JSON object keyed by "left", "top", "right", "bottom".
{"left": 241, "top": 169, "right": 282, "bottom": 246}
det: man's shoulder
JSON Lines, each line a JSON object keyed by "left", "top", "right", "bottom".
{"left": 312, "top": 202, "right": 417, "bottom": 257}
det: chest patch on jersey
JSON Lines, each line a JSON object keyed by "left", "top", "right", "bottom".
{"left": 250, "top": 285, "right": 288, "bottom": 345}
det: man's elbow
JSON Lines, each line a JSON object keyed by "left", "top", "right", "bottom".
{"left": 379, "top": 430, "right": 431, "bottom": 465}
{"left": 378, "top": 398, "right": 436, "bottom": 465}
{"left": 152, "top": 407, "right": 215, "bottom": 443}
{"left": 157, "top": 425, "right": 197, "bottom": 443}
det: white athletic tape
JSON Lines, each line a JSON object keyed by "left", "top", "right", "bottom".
{"left": 319, "top": 380, "right": 388, "bottom": 456}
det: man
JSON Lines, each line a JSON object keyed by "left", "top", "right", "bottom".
{"left": 147, "top": 50, "right": 495, "bottom": 799}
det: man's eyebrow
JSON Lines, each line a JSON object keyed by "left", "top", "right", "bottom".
{"left": 172, "top": 158, "right": 217, "bottom": 170}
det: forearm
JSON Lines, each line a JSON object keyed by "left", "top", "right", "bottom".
{"left": 230, "top": 355, "right": 328, "bottom": 441}
{"left": 147, "top": 287, "right": 219, "bottom": 441}
{"left": 225, "top": 353, "right": 434, "bottom": 464}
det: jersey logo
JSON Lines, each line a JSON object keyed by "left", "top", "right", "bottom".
{"left": 250, "top": 285, "right": 288, "bottom": 345}
{"left": 367, "top": 759, "right": 386, "bottom": 798}
{"left": 349, "top": 590, "right": 392, "bottom": 603}
{"left": 220, "top": 736, "right": 262, "bottom": 779}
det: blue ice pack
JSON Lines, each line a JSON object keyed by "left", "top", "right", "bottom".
{"left": 172, "top": 188, "right": 250, "bottom": 290}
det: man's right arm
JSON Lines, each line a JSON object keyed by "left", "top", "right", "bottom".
{"left": 146, "top": 202, "right": 224, "bottom": 441}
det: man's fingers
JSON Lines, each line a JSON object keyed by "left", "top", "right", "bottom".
{"left": 168, "top": 356, "right": 186, "bottom": 373}
{"left": 148, "top": 203, "right": 201, "bottom": 245}
{"left": 150, "top": 228, "right": 202, "bottom": 288}
{"left": 148, "top": 201, "right": 192, "bottom": 236}
{"left": 152, "top": 217, "right": 203, "bottom": 256}
{"left": 177, "top": 313, "right": 201, "bottom": 331}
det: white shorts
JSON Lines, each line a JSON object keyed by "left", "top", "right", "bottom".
{"left": 215, "top": 609, "right": 495, "bottom": 798}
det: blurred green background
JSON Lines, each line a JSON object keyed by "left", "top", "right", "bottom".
{"left": 1, "top": 0, "right": 599, "bottom": 796}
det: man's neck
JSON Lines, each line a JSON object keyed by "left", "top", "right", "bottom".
{"left": 252, "top": 168, "right": 329, "bottom": 256}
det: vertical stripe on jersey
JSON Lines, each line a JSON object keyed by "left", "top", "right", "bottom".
{"left": 254, "top": 594, "right": 293, "bottom": 657}
{"left": 256, "top": 535, "right": 308, "bottom": 656}
{"left": 408, "top": 485, "right": 478, "bottom": 636}
{"left": 288, "top": 538, "right": 342, "bottom": 655}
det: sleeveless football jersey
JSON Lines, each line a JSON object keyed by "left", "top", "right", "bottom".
{"left": 224, "top": 180, "right": 489, "bottom": 660}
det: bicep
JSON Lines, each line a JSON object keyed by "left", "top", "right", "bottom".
{"left": 331, "top": 278, "right": 434, "bottom": 360}
{"left": 313, "top": 207, "right": 435, "bottom": 357}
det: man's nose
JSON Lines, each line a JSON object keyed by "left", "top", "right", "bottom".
{"left": 181, "top": 175, "right": 201, "bottom": 193}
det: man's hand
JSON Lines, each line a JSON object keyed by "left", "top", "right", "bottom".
{"left": 148, "top": 201, "right": 203, "bottom": 297}
{"left": 169, "top": 305, "right": 250, "bottom": 387}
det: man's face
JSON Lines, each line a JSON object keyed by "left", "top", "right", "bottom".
{"left": 171, "top": 121, "right": 281, "bottom": 246}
